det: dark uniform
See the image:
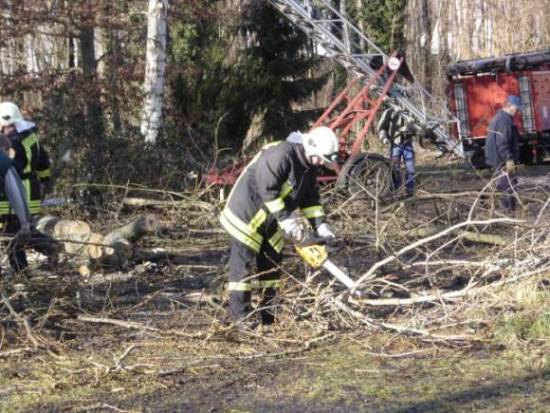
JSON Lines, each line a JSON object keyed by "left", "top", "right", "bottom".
{"left": 220, "top": 141, "right": 325, "bottom": 323}
{"left": 484, "top": 110, "right": 520, "bottom": 212}
{"left": 1, "top": 127, "right": 51, "bottom": 270}
{"left": 8, "top": 126, "right": 51, "bottom": 214}
{"left": 0, "top": 149, "right": 54, "bottom": 274}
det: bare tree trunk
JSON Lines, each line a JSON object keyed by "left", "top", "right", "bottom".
{"left": 80, "top": 25, "right": 105, "bottom": 139}
{"left": 141, "top": 0, "right": 169, "bottom": 145}
{"left": 107, "top": 29, "right": 122, "bottom": 133}
{"left": 67, "top": 36, "right": 77, "bottom": 68}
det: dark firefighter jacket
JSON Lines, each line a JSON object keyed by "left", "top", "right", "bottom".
{"left": 377, "top": 107, "right": 413, "bottom": 146}
{"left": 0, "top": 151, "right": 31, "bottom": 230}
{"left": 484, "top": 110, "right": 520, "bottom": 168}
{"left": 220, "top": 141, "right": 325, "bottom": 254}
{"left": 0, "top": 128, "right": 51, "bottom": 216}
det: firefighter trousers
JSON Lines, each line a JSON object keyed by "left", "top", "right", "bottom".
{"left": 228, "top": 237, "right": 282, "bottom": 324}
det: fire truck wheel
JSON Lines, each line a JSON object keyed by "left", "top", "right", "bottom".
{"left": 347, "top": 157, "right": 392, "bottom": 199}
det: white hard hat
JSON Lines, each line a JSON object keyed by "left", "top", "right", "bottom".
{"left": 302, "top": 126, "right": 339, "bottom": 164}
{"left": 0, "top": 102, "right": 23, "bottom": 128}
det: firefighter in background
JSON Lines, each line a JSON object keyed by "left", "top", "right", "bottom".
{"left": 0, "top": 134, "right": 33, "bottom": 255}
{"left": 220, "top": 126, "right": 339, "bottom": 328}
{"left": 0, "top": 134, "right": 55, "bottom": 274}
{"left": 377, "top": 106, "right": 416, "bottom": 197}
{"left": 484, "top": 95, "right": 522, "bottom": 214}
{"left": 0, "top": 102, "right": 52, "bottom": 271}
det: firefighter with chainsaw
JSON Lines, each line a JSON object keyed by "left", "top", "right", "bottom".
{"left": 0, "top": 102, "right": 52, "bottom": 271}
{"left": 484, "top": 95, "right": 522, "bottom": 214}
{"left": 220, "top": 126, "right": 339, "bottom": 328}
{"left": 377, "top": 106, "right": 416, "bottom": 197}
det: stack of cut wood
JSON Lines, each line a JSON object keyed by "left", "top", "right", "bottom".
{"left": 36, "top": 214, "right": 159, "bottom": 275}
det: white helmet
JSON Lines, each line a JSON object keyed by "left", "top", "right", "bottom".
{"left": 302, "top": 126, "right": 339, "bottom": 164}
{"left": 0, "top": 102, "right": 23, "bottom": 128}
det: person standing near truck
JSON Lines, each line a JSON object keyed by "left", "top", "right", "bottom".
{"left": 484, "top": 95, "right": 523, "bottom": 214}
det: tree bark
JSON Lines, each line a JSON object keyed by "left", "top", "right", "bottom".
{"left": 141, "top": 0, "right": 169, "bottom": 145}
{"left": 80, "top": 25, "right": 105, "bottom": 139}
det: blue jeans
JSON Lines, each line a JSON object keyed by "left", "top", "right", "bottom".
{"left": 391, "top": 142, "right": 415, "bottom": 195}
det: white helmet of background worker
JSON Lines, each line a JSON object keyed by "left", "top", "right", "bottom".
{"left": 0, "top": 102, "right": 24, "bottom": 128}
{"left": 302, "top": 126, "right": 339, "bottom": 165}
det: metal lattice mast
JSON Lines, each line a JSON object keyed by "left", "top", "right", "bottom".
{"left": 267, "top": 0, "right": 463, "bottom": 157}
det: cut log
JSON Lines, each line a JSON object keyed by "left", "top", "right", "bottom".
{"left": 100, "top": 233, "right": 132, "bottom": 268}
{"left": 87, "top": 232, "right": 105, "bottom": 260}
{"left": 105, "top": 214, "right": 159, "bottom": 243}
{"left": 99, "top": 215, "right": 158, "bottom": 268}
{"left": 36, "top": 216, "right": 93, "bottom": 256}
{"left": 35, "top": 214, "right": 159, "bottom": 271}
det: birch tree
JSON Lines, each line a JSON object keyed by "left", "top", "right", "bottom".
{"left": 141, "top": 0, "right": 169, "bottom": 145}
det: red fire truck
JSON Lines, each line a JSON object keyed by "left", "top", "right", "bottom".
{"left": 447, "top": 49, "right": 550, "bottom": 167}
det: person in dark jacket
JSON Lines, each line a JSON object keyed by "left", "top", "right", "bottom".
{"left": 377, "top": 106, "right": 416, "bottom": 197}
{"left": 0, "top": 102, "right": 52, "bottom": 271}
{"left": 484, "top": 95, "right": 522, "bottom": 213}
{"left": 0, "top": 135, "right": 55, "bottom": 274}
{"left": 220, "top": 126, "right": 339, "bottom": 328}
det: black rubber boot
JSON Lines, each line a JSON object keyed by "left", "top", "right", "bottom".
{"left": 8, "top": 247, "right": 28, "bottom": 273}
{"left": 259, "top": 287, "right": 277, "bottom": 325}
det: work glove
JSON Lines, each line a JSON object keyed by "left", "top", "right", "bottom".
{"left": 279, "top": 217, "right": 305, "bottom": 243}
{"left": 316, "top": 223, "right": 336, "bottom": 242}
{"left": 379, "top": 130, "right": 390, "bottom": 147}
{"left": 505, "top": 159, "right": 516, "bottom": 174}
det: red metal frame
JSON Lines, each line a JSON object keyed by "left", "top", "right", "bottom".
{"left": 205, "top": 53, "right": 403, "bottom": 186}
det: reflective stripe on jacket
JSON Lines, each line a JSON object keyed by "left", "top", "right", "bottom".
{"left": 5, "top": 128, "right": 51, "bottom": 215}
{"left": 220, "top": 141, "right": 325, "bottom": 253}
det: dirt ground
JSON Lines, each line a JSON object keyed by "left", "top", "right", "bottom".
{"left": 1, "top": 158, "right": 549, "bottom": 412}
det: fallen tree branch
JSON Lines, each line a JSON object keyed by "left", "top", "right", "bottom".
{"left": 122, "top": 197, "right": 212, "bottom": 211}
{"left": 354, "top": 217, "right": 521, "bottom": 289}
{"left": 0, "top": 286, "right": 41, "bottom": 349}
{"left": 0, "top": 347, "right": 32, "bottom": 358}
{"left": 405, "top": 225, "right": 508, "bottom": 246}
{"left": 76, "top": 315, "right": 205, "bottom": 339}
{"left": 351, "top": 280, "right": 480, "bottom": 307}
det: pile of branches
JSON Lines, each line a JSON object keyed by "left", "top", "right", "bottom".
{"left": 0, "top": 172, "right": 549, "bottom": 361}
{"left": 267, "top": 171, "right": 550, "bottom": 348}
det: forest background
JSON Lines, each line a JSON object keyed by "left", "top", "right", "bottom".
{"left": 1, "top": 3, "right": 549, "bottom": 410}
{"left": 1, "top": 0, "right": 549, "bottom": 191}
